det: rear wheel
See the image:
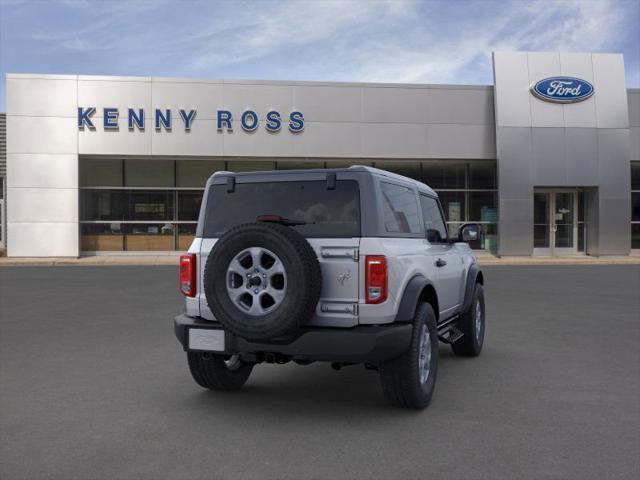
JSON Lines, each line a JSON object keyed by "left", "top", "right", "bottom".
{"left": 451, "top": 283, "right": 485, "bottom": 357}
{"left": 187, "top": 352, "right": 253, "bottom": 390}
{"left": 379, "top": 303, "right": 438, "bottom": 409}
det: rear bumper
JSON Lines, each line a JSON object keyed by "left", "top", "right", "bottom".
{"left": 174, "top": 314, "right": 412, "bottom": 363}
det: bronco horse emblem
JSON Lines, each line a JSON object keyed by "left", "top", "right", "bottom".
{"left": 337, "top": 270, "right": 352, "bottom": 286}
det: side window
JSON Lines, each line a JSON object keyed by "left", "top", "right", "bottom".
{"left": 380, "top": 182, "right": 421, "bottom": 234}
{"left": 420, "top": 195, "right": 448, "bottom": 243}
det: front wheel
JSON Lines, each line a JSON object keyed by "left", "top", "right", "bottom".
{"left": 379, "top": 303, "right": 439, "bottom": 409}
{"left": 187, "top": 352, "right": 253, "bottom": 390}
{"left": 451, "top": 283, "right": 485, "bottom": 357}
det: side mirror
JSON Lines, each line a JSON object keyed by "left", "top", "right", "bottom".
{"left": 458, "top": 223, "right": 480, "bottom": 243}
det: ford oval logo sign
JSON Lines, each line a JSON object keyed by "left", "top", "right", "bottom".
{"left": 531, "top": 77, "right": 594, "bottom": 103}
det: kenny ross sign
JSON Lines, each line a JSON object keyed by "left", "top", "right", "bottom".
{"left": 530, "top": 77, "right": 594, "bottom": 103}
{"left": 77, "top": 107, "right": 304, "bottom": 133}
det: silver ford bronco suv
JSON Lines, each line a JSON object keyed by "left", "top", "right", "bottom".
{"left": 174, "top": 166, "right": 485, "bottom": 409}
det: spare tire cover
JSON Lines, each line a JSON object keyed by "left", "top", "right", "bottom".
{"left": 204, "top": 222, "right": 321, "bottom": 341}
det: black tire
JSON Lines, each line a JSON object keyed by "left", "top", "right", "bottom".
{"left": 204, "top": 222, "right": 321, "bottom": 341}
{"left": 187, "top": 352, "right": 253, "bottom": 390}
{"left": 379, "top": 303, "right": 439, "bottom": 409}
{"left": 451, "top": 283, "right": 485, "bottom": 357}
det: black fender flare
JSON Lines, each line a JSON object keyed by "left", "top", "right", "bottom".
{"left": 461, "top": 263, "right": 483, "bottom": 313}
{"left": 394, "top": 275, "right": 435, "bottom": 323}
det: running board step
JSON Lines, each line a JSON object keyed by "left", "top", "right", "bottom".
{"left": 438, "top": 326, "right": 464, "bottom": 344}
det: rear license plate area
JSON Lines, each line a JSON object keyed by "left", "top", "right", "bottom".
{"left": 188, "top": 328, "right": 225, "bottom": 352}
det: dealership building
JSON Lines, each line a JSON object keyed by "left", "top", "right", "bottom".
{"left": 1, "top": 51, "right": 639, "bottom": 257}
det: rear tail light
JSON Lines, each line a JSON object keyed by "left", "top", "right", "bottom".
{"left": 179, "top": 254, "right": 197, "bottom": 297}
{"left": 365, "top": 255, "right": 387, "bottom": 304}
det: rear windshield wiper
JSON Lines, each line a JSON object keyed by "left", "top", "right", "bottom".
{"left": 256, "top": 215, "right": 310, "bottom": 226}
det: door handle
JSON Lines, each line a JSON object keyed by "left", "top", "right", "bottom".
{"left": 435, "top": 258, "right": 447, "bottom": 268}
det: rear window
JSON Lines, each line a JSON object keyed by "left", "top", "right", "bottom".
{"left": 203, "top": 180, "right": 360, "bottom": 237}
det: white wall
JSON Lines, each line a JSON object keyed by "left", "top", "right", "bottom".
{"left": 6, "top": 74, "right": 79, "bottom": 257}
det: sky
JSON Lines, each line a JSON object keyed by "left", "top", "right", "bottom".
{"left": 0, "top": 0, "right": 639, "bottom": 111}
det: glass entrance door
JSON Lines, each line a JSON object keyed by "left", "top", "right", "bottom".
{"left": 533, "top": 189, "right": 579, "bottom": 255}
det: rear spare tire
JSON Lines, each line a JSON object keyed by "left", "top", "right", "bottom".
{"left": 204, "top": 222, "right": 321, "bottom": 341}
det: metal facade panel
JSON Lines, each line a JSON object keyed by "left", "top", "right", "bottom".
{"left": 7, "top": 222, "right": 79, "bottom": 257}
{"left": 78, "top": 78, "right": 152, "bottom": 118}
{"left": 79, "top": 118, "right": 151, "bottom": 156}
{"left": 222, "top": 83, "right": 294, "bottom": 120}
{"left": 222, "top": 124, "right": 294, "bottom": 157}
{"left": 528, "top": 52, "right": 564, "bottom": 128}
{"left": 427, "top": 124, "right": 495, "bottom": 158}
{"left": 6, "top": 77, "right": 77, "bottom": 118}
{"left": 292, "top": 84, "right": 361, "bottom": 123}
{"left": 7, "top": 154, "right": 78, "bottom": 189}
{"left": 151, "top": 119, "right": 223, "bottom": 156}
{"left": 592, "top": 54, "right": 629, "bottom": 129}
{"left": 565, "top": 128, "right": 599, "bottom": 185}
{"left": 360, "top": 123, "right": 426, "bottom": 158}
{"left": 291, "top": 122, "right": 361, "bottom": 157}
{"left": 597, "top": 198, "right": 631, "bottom": 254}
{"left": 151, "top": 80, "right": 223, "bottom": 120}
{"left": 495, "top": 127, "right": 534, "bottom": 199}
{"left": 7, "top": 187, "right": 78, "bottom": 223}
{"left": 498, "top": 198, "right": 534, "bottom": 255}
{"left": 492, "top": 51, "right": 532, "bottom": 127}
{"left": 361, "top": 87, "right": 429, "bottom": 124}
{"left": 426, "top": 87, "right": 495, "bottom": 125}
{"left": 560, "top": 53, "right": 597, "bottom": 128}
{"left": 597, "top": 129, "right": 631, "bottom": 199}
{"left": 6, "top": 75, "right": 80, "bottom": 257}
{"left": 7, "top": 115, "right": 77, "bottom": 155}
{"left": 531, "top": 127, "right": 567, "bottom": 185}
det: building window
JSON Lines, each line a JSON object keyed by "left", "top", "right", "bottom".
{"left": 80, "top": 158, "right": 498, "bottom": 252}
{"left": 80, "top": 158, "right": 216, "bottom": 252}
{"left": 632, "top": 162, "right": 640, "bottom": 250}
{"left": 416, "top": 161, "right": 497, "bottom": 251}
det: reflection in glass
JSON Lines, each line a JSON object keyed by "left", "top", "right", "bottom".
{"left": 80, "top": 158, "right": 123, "bottom": 187}
{"left": 438, "top": 192, "right": 465, "bottom": 223}
{"left": 177, "top": 160, "right": 224, "bottom": 187}
{"left": 422, "top": 163, "right": 465, "bottom": 189}
{"left": 555, "top": 224, "right": 573, "bottom": 248}
{"left": 178, "top": 224, "right": 197, "bottom": 251}
{"left": 123, "top": 223, "right": 174, "bottom": 251}
{"left": 632, "top": 224, "right": 640, "bottom": 249}
{"left": 125, "top": 159, "right": 175, "bottom": 187}
{"left": 80, "top": 223, "right": 124, "bottom": 251}
{"left": 632, "top": 192, "right": 640, "bottom": 222}
{"left": 227, "top": 160, "right": 276, "bottom": 172}
{"left": 128, "top": 191, "right": 174, "bottom": 221}
{"left": 375, "top": 161, "right": 420, "bottom": 179}
{"left": 178, "top": 191, "right": 203, "bottom": 221}
{"left": 468, "top": 162, "right": 496, "bottom": 189}
{"left": 81, "top": 190, "right": 126, "bottom": 221}
{"left": 469, "top": 191, "right": 496, "bottom": 222}
{"left": 277, "top": 160, "right": 325, "bottom": 170}
{"left": 534, "top": 225, "right": 550, "bottom": 248}
{"left": 631, "top": 162, "right": 640, "bottom": 191}
{"left": 554, "top": 192, "right": 574, "bottom": 249}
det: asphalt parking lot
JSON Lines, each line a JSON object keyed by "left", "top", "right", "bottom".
{"left": 1, "top": 265, "right": 639, "bottom": 480}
